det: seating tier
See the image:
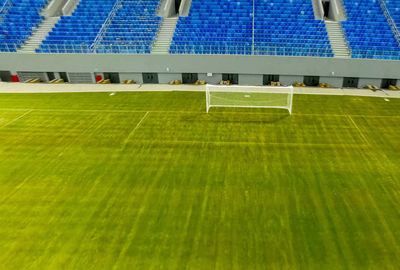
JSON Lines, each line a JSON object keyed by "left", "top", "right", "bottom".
{"left": 170, "top": 0, "right": 333, "bottom": 57}
{"left": 97, "top": 0, "right": 161, "bottom": 54}
{"left": 0, "top": 0, "right": 48, "bottom": 52}
{"left": 342, "top": 0, "right": 400, "bottom": 59}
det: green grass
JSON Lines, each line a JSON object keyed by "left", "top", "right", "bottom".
{"left": 0, "top": 91, "right": 399, "bottom": 269}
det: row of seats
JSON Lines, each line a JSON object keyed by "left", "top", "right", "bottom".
{"left": 342, "top": 0, "right": 400, "bottom": 60}
{"left": 170, "top": 0, "right": 333, "bottom": 57}
{"left": 98, "top": 0, "right": 161, "bottom": 51}
{"left": 171, "top": 0, "right": 252, "bottom": 55}
{"left": 385, "top": 0, "right": 400, "bottom": 41}
{"left": 39, "top": 43, "right": 151, "bottom": 53}
{"left": 37, "top": 0, "right": 161, "bottom": 53}
{"left": 0, "top": 0, "right": 48, "bottom": 52}
{"left": 170, "top": 43, "right": 333, "bottom": 57}
{"left": 1, "top": 0, "right": 399, "bottom": 60}
{"left": 37, "top": 0, "right": 115, "bottom": 53}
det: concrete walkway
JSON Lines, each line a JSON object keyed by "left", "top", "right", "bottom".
{"left": 1, "top": 82, "right": 400, "bottom": 99}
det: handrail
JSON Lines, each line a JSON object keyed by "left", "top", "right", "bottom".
{"left": 0, "top": 43, "right": 397, "bottom": 60}
{"left": 91, "top": 0, "right": 124, "bottom": 52}
{"left": 379, "top": 0, "right": 400, "bottom": 46}
{"left": 0, "top": 0, "right": 12, "bottom": 14}
{"left": 169, "top": 44, "right": 334, "bottom": 57}
{"left": 0, "top": 0, "right": 13, "bottom": 24}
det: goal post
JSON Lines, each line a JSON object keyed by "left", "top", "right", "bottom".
{"left": 206, "top": 84, "right": 294, "bottom": 114}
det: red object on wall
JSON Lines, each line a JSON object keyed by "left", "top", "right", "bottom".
{"left": 11, "top": 75, "right": 19, "bottom": 82}
{"left": 96, "top": 75, "right": 103, "bottom": 82}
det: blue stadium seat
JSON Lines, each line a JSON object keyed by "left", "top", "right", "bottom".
{"left": 98, "top": 0, "right": 161, "bottom": 54}
{"left": 342, "top": 0, "right": 400, "bottom": 59}
{"left": 170, "top": 0, "right": 333, "bottom": 57}
{"left": 37, "top": 0, "right": 161, "bottom": 54}
{"left": 0, "top": 0, "right": 49, "bottom": 52}
{"left": 38, "top": 0, "right": 115, "bottom": 53}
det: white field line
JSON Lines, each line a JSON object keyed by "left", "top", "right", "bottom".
{"left": 0, "top": 107, "right": 399, "bottom": 119}
{"left": 347, "top": 115, "right": 371, "bottom": 146}
{"left": 0, "top": 109, "right": 33, "bottom": 128}
{"left": 0, "top": 108, "right": 374, "bottom": 148}
{"left": 121, "top": 111, "right": 149, "bottom": 149}
{"left": 130, "top": 138, "right": 369, "bottom": 148}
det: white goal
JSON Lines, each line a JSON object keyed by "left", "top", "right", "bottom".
{"left": 206, "top": 84, "right": 294, "bottom": 114}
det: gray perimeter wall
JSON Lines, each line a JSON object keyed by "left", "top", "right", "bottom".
{"left": 320, "top": 76, "right": 344, "bottom": 88}
{"left": 1, "top": 53, "right": 400, "bottom": 85}
{"left": 119, "top": 73, "right": 143, "bottom": 83}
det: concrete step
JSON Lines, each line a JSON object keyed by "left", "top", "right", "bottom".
{"left": 151, "top": 17, "right": 178, "bottom": 54}
{"left": 18, "top": 17, "right": 60, "bottom": 53}
{"left": 325, "top": 20, "right": 350, "bottom": 58}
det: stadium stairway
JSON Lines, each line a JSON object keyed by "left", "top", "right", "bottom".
{"left": 325, "top": 20, "right": 350, "bottom": 58}
{"left": 18, "top": 17, "right": 60, "bottom": 53}
{"left": 151, "top": 17, "right": 178, "bottom": 54}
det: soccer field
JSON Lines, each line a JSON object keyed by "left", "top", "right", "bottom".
{"left": 0, "top": 91, "right": 399, "bottom": 269}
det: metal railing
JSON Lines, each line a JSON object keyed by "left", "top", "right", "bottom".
{"left": 0, "top": 0, "right": 49, "bottom": 23}
{"left": 91, "top": 0, "right": 124, "bottom": 52}
{"left": 0, "top": 43, "right": 20, "bottom": 52}
{"left": 2, "top": 43, "right": 399, "bottom": 61}
{"left": 0, "top": 0, "right": 13, "bottom": 24}
{"left": 169, "top": 44, "right": 334, "bottom": 57}
{"left": 349, "top": 48, "right": 400, "bottom": 60}
{"left": 379, "top": 0, "right": 400, "bottom": 46}
{"left": 29, "top": 43, "right": 335, "bottom": 57}
{"left": 35, "top": 43, "right": 152, "bottom": 54}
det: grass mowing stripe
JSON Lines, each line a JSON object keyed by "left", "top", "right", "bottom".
{"left": 0, "top": 92, "right": 399, "bottom": 268}
{"left": 110, "top": 147, "right": 172, "bottom": 269}
{"left": 0, "top": 107, "right": 400, "bottom": 119}
{"left": 126, "top": 139, "right": 369, "bottom": 148}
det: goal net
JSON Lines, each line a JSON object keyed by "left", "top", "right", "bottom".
{"left": 206, "top": 84, "right": 294, "bottom": 114}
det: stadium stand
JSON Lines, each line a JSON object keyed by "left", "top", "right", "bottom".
{"left": 38, "top": 0, "right": 161, "bottom": 53}
{"left": 384, "top": 0, "right": 400, "bottom": 36}
{"left": 96, "top": 0, "right": 161, "bottom": 54}
{"left": 386, "top": 0, "right": 400, "bottom": 22}
{"left": 38, "top": 0, "right": 115, "bottom": 53}
{"left": 170, "top": 0, "right": 333, "bottom": 57}
{"left": 254, "top": 0, "right": 333, "bottom": 57}
{"left": 0, "top": 0, "right": 48, "bottom": 52}
{"left": 342, "top": 0, "right": 400, "bottom": 59}
{"left": 170, "top": 0, "right": 253, "bottom": 55}
{"left": 0, "top": 0, "right": 399, "bottom": 59}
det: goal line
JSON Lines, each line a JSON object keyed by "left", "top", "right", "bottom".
{"left": 206, "top": 84, "right": 294, "bottom": 114}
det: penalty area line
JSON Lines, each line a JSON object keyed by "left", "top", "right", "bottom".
{"left": 347, "top": 115, "right": 371, "bottom": 146}
{"left": 121, "top": 111, "right": 149, "bottom": 149}
{"left": 0, "top": 109, "right": 33, "bottom": 129}
{"left": 132, "top": 139, "right": 369, "bottom": 148}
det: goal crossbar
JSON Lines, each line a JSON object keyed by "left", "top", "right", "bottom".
{"left": 206, "top": 84, "right": 294, "bottom": 114}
